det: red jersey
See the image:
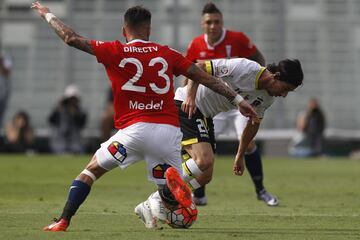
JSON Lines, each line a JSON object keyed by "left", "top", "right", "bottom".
{"left": 91, "top": 39, "right": 192, "bottom": 129}
{"left": 185, "top": 29, "right": 257, "bottom": 62}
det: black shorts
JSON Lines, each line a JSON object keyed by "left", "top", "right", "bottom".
{"left": 175, "top": 100, "right": 216, "bottom": 158}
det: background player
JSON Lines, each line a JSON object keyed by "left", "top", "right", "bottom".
{"left": 185, "top": 2, "right": 277, "bottom": 206}
{"left": 31, "top": 1, "right": 256, "bottom": 231}
{"left": 175, "top": 58, "right": 303, "bottom": 209}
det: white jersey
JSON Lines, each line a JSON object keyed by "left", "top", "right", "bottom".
{"left": 174, "top": 58, "right": 274, "bottom": 118}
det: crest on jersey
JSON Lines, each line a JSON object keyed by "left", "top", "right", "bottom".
{"left": 251, "top": 97, "right": 264, "bottom": 107}
{"left": 107, "top": 141, "right": 127, "bottom": 163}
{"left": 200, "top": 51, "right": 206, "bottom": 58}
{"left": 216, "top": 65, "right": 229, "bottom": 76}
{"left": 152, "top": 163, "right": 172, "bottom": 179}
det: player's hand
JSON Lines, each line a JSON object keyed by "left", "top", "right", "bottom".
{"left": 181, "top": 97, "right": 197, "bottom": 119}
{"left": 233, "top": 154, "right": 245, "bottom": 176}
{"left": 238, "top": 100, "right": 257, "bottom": 120}
{"left": 31, "top": 1, "right": 50, "bottom": 19}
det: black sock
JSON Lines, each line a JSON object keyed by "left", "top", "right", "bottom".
{"left": 60, "top": 180, "right": 91, "bottom": 222}
{"left": 158, "top": 185, "right": 178, "bottom": 207}
{"left": 244, "top": 147, "right": 264, "bottom": 194}
{"left": 193, "top": 185, "right": 205, "bottom": 198}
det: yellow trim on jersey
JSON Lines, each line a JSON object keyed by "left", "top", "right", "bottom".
{"left": 204, "top": 61, "right": 214, "bottom": 75}
{"left": 181, "top": 138, "right": 199, "bottom": 147}
{"left": 255, "top": 67, "right": 266, "bottom": 90}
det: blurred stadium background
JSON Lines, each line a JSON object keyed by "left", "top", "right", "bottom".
{"left": 1, "top": 0, "right": 360, "bottom": 155}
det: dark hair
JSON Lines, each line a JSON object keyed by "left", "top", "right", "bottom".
{"left": 202, "top": 2, "right": 222, "bottom": 15}
{"left": 124, "top": 6, "right": 151, "bottom": 29}
{"left": 267, "top": 59, "right": 304, "bottom": 87}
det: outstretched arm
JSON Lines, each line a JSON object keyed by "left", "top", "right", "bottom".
{"left": 31, "top": 1, "right": 94, "bottom": 55}
{"left": 181, "top": 61, "right": 205, "bottom": 118}
{"left": 181, "top": 78, "right": 199, "bottom": 119}
{"left": 184, "top": 63, "right": 258, "bottom": 119}
{"left": 233, "top": 119, "right": 261, "bottom": 176}
{"left": 185, "top": 64, "right": 238, "bottom": 104}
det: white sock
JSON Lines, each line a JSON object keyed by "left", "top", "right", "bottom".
{"left": 182, "top": 158, "right": 203, "bottom": 182}
{"left": 188, "top": 178, "right": 201, "bottom": 191}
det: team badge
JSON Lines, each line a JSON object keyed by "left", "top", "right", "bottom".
{"left": 217, "top": 65, "right": 229, "bottom": 75}
{"left": 152, "top": 163, "right": 172, "bottom": 179}
{"left": 107, "top": 141, "right": 127, "bottom": 163}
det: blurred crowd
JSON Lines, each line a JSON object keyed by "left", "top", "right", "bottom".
{"left": 0, "top": 53, "right": 328, "bottom": 157}
{"left": 0, "top": 52, "right": 114, "bottom": 155}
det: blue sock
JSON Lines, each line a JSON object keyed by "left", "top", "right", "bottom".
{"left": 60, "top": 180, "right": 91, "bottom": 221}
{"left": 244, "top": 147, "right": 264, "bottom": 193}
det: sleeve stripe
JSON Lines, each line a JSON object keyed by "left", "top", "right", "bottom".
{"left": 204, "top": 60, "right": 214, "bottom": 75}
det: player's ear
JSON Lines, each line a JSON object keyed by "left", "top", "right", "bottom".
{"left": 122, "top": 27, "right": 127, "bottom": 41}
{"left": 274, "top": 72, "right": 281, "bottom": 80}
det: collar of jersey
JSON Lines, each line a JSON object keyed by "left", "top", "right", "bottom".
{"left": 204, "top": 28, "right": 226, "bottom": 50}
{"left": 255, "top": 67, "right": 266, "bottom": 90}
{"left": 126, "top": 39, "right": 151, "bottom": 45}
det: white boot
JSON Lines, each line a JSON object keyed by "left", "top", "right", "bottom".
{"left": 134, "top": 200, "right": 157, "bottom": 229}
{"left": 148, "top": 191, "right": 169, "bottom": 222}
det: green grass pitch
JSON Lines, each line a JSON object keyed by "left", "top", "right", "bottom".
{"left": 0, "top": 154, "right": 359, "bottom": 240}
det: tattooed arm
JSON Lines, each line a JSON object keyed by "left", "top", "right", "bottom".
{"left": 184, "top": 64, "right": 257, "bottom": 119}
{"left": 31, "top": 1, "right": 94, "bottom": 55}
{"left": 185, "top": 64, "right": 235, "bottom": 102}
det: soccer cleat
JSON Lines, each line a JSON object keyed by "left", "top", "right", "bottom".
{"left": 192, "top": 195, "right": 208, "bottom": 206}
{"left": 148, "top": 192, "right": 168, "bottom": 222}
{"left": 43, "top": 218, "right": 69, "bottom": 232}
{"left": 257, "top": 189, "right": 279, "bottom": 206}
{"left": 165, "top": 167, "right": 192, "bottom": 208}
{"left": 134, "top": 200, "right": 157, "bottom": 229}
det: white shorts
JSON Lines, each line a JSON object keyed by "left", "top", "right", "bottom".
{"left": 213, "top": 109, "right": 248, "bottom": 139}
{"left": 95, "top": 122, "right": 183, "bottom": 185}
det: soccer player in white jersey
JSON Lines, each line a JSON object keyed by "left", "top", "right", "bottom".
{"left": 173, "top": 58, "right": 303, "bottom": 207}
{"left": 185, "top": 2, "right": 278, "bottom": 207}
{"left": 31, "top": 1, "right": 257, "bottom": 231}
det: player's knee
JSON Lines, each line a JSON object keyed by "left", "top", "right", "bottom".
{"left": 194, "top": 152, "right": 214, "bottom": 171}
{"left": 246, "top": 141, "right": 257, "bottom": 153}
{"left": 78, "top": 156, "right": 108, "bottom": 185}
{"left": 202, "top": 175, "right": 212, "bottom": 185}
{"left": 197, "top": 169, "right": 213, "bottom": 185}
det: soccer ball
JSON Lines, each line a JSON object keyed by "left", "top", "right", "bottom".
{"left": 166, "top": 202, "right": 198, "bottom": 229}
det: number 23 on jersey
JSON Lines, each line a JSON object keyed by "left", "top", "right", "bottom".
{"left": 119, "top": 57, "right": 171, "bottom": 94}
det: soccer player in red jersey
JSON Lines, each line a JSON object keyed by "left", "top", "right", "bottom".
{"left": 31, "top": 1, "right": 257, "bottom": 231}
{"left": 183, "top": 2, "right": 278, "bottom": 206}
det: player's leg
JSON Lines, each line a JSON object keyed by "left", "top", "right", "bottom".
{"left": 194, "top": 111, "right": 232, "bottom": 202}
{"left": 135, "top": 123, "right": 191, "bottom": 228}
{"left": 182, "top": 132, "right": 215, "bottom": 205}
{"left": 182, "top": 142, "right": 214, "bottom": 188}
{"left": 43, "top": 155, "right": 109, "bottom": 231}
{"left": 233, "top": 113, "right": 279, "bottom": 206}
{"left": 148, "top": 123, "right": 192, "bottom": 208}
{"left": 44, "top": 127, "right": 141, "bottom": 231}
{"left": 175, "top": 101, "right": 216, "bottom": 204}
{"left": 244, "top": 141, "right": 278, "bottom": 206}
